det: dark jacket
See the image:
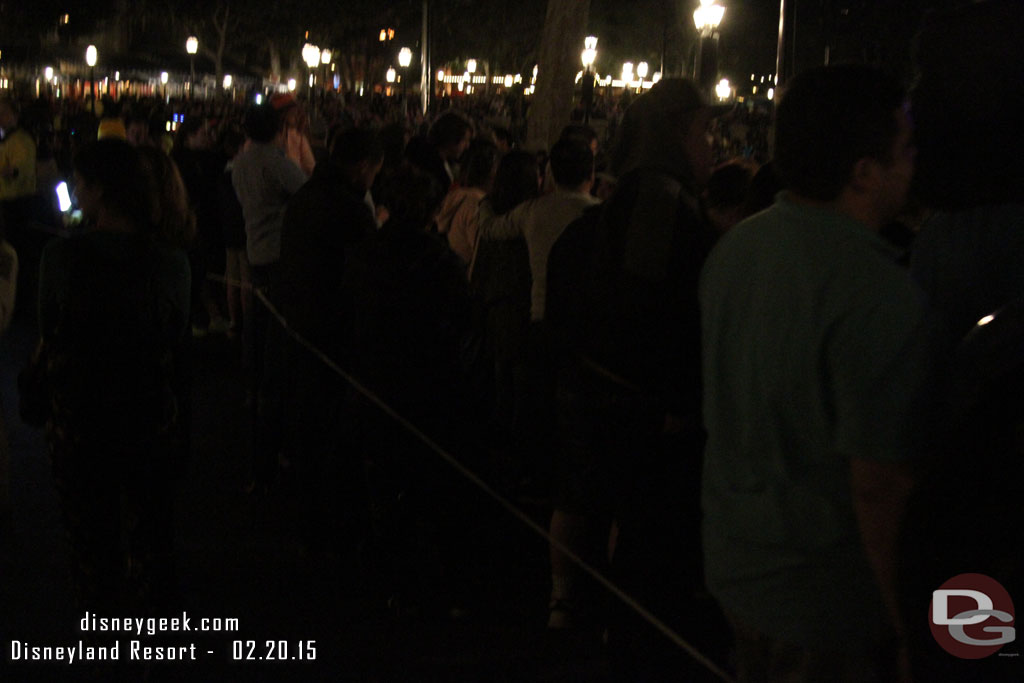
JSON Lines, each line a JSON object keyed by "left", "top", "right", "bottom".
{"left": 343, "top": 220, "right": 482, "bottom": 435}
{"left": 580, "top": 167, "right": 717, "bottom": 421}
{"left": 277, "top": 163, "right": 376, "bottom": 362}
{"left": 405, "top": 136, "right": 453, "bottom": 198}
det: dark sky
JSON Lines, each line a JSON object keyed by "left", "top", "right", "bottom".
{"left": 2, "top": 0, "right": 967, "bottom": 84}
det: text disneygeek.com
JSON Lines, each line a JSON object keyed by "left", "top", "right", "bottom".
{"left": 8, "top": 613, "right": 317, "bottom": 664}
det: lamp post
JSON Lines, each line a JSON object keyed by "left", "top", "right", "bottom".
{"left": 693, "top": 0, "right": 725, "bottom": 95}
{"left": 637, "top": 61, "right": 648, "bottom": 94}
{"left": 398, "top": 47, "right": 412, "bottom": 107}
{"left": 466, "top": 58, "right": 477, "bottom": 95}
{"left": 320, "top": 48, "right": 331, "bottom": 95}
{"left": 160, "top": 70, "right": 168, "bottom": 101}
{"left": 186, "top": 35, "right": 198, "bottom": 98}
{"left": 302, "top": 42, "right": 320, "bottom": 108}
{"left": 85, "top": 44, "right": 97, "bottom": 115}
{"left": 580, "top": 36, "right": 597, "bottom": 125}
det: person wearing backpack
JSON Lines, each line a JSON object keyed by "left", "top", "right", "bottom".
{"left": 21, "top": 139, "right": 190, "bottom": 617}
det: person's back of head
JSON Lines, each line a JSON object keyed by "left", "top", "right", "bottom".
{"left": 549, "top": 137, "right": 594, "bottom": 191}
{"left": 458, "top": 139, "right": 499, "bottom": 191}
{"left": 330, "top": 127, "right": 385, "bottom": 191}
{"left": 243, "top": 103, "right": 280, "bottom": 144}
{"left": 125, "top": 113, "right": 153, "bottom": 147}
{"left": 136, "top": 146, "right": 196, "bottom": 248}
{"left": 73, "top": 139, "right": 156, "bottom": 236}
{"left": 774, "top": 64, "right": 905, "bottom": 202}
{"left": 705, "top": 161, "right": 754, "bottom": 233}
{"left": 379, "top": 166, "right": 444, "bottom": 232}
{"left": 175, "top": 115, "right": 206, "bottom": 150}
{"left": 427, "top": 111, "right": 472, "bottom": 156}
{"left": 221, "top": 126, "right": 246, "bottom": 161}
{"left": 490, "top": 150, "right": 541, "bottom": 215}
{"left": 492, "top": 127, "right": 514, "bottom": 153}
{"left": 742, "top": 161, "right": 783, "bottom": 218}
{"left": 559, "top": 123, "right": 598, "bottom": 154}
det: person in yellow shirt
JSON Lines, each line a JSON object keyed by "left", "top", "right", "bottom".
{"left": 0, "top": 98, "right": 37, "bottom": 202}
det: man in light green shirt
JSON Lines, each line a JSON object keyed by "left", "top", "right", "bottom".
{"left": 700, "top": 66, "right": 929, "bottom": 682}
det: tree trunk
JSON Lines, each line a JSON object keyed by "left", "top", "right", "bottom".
{"left": 214, "top": 4, "right": 228, "bottom": 93}
{"left": 525, "top": 0, "right": 590, "bottom": 152}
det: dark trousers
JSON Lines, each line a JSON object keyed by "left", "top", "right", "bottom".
{"left": 51, "top": 445, "right": 177, "bottom": 617}
{"left": 728, "top": 614, "right": 898, "bottom": 683}
{"left": 249, "top": 262, "right": 283, "bottom": 486}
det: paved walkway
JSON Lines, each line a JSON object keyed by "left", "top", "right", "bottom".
{"left": 1, "top": 311, "right": 624, "bottom": 682}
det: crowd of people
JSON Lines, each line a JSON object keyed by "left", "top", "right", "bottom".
{"left": 2, "top": 1, "right": 1023, "bottom": 681}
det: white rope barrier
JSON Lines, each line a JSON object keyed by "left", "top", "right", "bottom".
{"left": 210, "top": 272, "right": 736, "bottom": 683}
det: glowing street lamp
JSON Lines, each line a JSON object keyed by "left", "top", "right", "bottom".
{"left": 302, "top": 43, "right": 320, "bottom": 69}
{"left": 693, "top": 0, "right": 725, "bottom": 31}
{"left": 467, "top": 59, "right": 477, "bottom": 74}
{"left": 386, "top": 67, "right": 396, "bottom": 84}
{"left": 186, "top": 36, "right": 198, "bottom": 98}
{"left": 397, "top": 47, "right": 412, "bottom": 99}
{"left": 160, "top": 70, "right": 168, "bottom": 101}
{"left": 223, "top": 74, "right": 232, "bottom": 89}
{"left": 44, "top": 66, "right": 54, "bottom": 82}
{"left": 581, "top": 47, "right": 597, "bottom": 69}
{"left": 581, "top": 36, "right": 598, "bottom": 125}
{"left": 287, "top": 78, "right": 297, "bottom": 92}
{"left": 621, "top": 62, "right": 633, "bottom": 84}
{"left": 85, "top": 45, "right": 97, "bottom": 114}
{"left": 398, "top": 47, "right": 412, "bottom": 68}
{"left": 716, "top": 78, "right": 731, "bottom": 100}
{"left": 581, "top": 36, "right": 597, "bottom": 69}
{"left": 319, "top": 48, "right": 332, "bottom": 93}
{"left": 694, "top": 1, "right": 725, "bottom": 95}
{"left": 634, "top": 61, "right": 649, "bottom": 94}
{"left": 302, "top": 42, "right": 319, "bottom": 101}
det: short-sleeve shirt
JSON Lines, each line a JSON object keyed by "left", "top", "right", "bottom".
{"left": 480, "top": 189, "right": 599, "bottom": 322}
{"left": 231, "top": 142, "right": 309, "bottom": 266}
{"left": 699, "top": 193, "right": 933, "bottom": 648}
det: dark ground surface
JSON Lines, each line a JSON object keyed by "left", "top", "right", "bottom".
{"left": 0, "top": 294, "right": 732, "bottom": 683}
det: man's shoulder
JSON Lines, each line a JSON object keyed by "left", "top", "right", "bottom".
{"left": 10, "top": 128, "right": 35, "bottom": 148}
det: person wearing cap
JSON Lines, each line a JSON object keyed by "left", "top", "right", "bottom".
{"left": 700, "top": 65, "right": 926, "bottom": 681}
{"left": 543, "top": 79, "right": 723, "bottom": 662}
{"left": 0, "top": 97, "right": 37, "bottom": 206}
{"left": 96, "top": 117, "right": 127, "bottom": 141}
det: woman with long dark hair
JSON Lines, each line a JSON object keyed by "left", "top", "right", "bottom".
{"left": 23, "top": 138, "right": 190, "bottom": 616}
